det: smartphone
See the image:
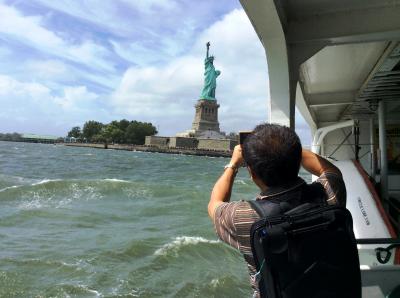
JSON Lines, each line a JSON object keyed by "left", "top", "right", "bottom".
{"left": 239, "top": 131, "right": 252, "bottom": 145}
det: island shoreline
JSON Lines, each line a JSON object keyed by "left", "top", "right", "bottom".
{"left": 64, "top": 142, "right": 231, "bottom": 158}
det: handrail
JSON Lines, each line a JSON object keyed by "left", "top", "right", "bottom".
{"left": 356, "top": 238, "right": 400, "bottom": 245}
{"left": 311, "top": 120, "right": 354, "bottom": 155}
{"left": 357, "top": 238, "right": 400, "bottom": 264}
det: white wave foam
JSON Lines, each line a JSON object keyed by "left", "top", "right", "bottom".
{"left": 210, "top": 278, "right": 220, "bottom": 288}
{"left": 154, "top": 236, "right": 219, "bottom": 256}
{"left": 18, "top": 192, "right": 72, "bottom": 210}
{"left": 59, "top": 284, "right": 102, "bottom": 297}
{"left": 0, "top": 179, "right": 61, "bottom": 192}
{"left": 235, "top": 179, "right": 248, "bottom": 185}
{"left": 103, "top": 178, "right": 129, "bottom": 183}
{"left": 32, "top": 179, "right": 61, "bottom": 186}
{"left": 70, "top": 183, "right": 101, "bottom": 201}
{"left": 18, "top": 198, "right": 44, "bottom": 210}
{"left": 78, "top": 285, "right": 102, "bottom": 297}
{"left": 110, "top": 279, "right": 139, "bottom": 297}
{"left": 0, "top": 185, "right": 19, "bottom": 192}
{"left": 16, "top": 258, "right": 87, "bottom": 270}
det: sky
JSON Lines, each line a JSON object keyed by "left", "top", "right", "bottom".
{"left": 0, "top": 0, "right": 311, "bottom": 143}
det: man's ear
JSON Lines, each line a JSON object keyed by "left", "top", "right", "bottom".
{"left": 247, "top": 166, "right": 267, "bottom": 191}
{"left": 247, "top": 166, "right": 256, "bottom": 180}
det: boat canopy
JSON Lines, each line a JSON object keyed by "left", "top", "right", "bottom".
{"left": 240, "top": 0, "right": 400, "bottom": 131}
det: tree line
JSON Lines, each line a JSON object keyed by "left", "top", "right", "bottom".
{"left": 0, "top": 133, "right": 22, "bottom": 142}
{"left": 67, "top": 120, "right": 158, "bottom": 145}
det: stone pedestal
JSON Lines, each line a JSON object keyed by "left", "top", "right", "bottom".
{"left": 191, "top": 99, "right": 220, "bottom": 133}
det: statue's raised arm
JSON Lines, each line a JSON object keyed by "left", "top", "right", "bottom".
{"left": 200, "top": 42, "right": 221, "bottom": 101}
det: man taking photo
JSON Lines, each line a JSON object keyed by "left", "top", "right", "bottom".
{"left": 208, "top": 123, "right": 347, "bottom": 297}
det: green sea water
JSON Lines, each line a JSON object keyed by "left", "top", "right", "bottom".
{"left": 0, "top": 141, "right": 311, "bottom": 297}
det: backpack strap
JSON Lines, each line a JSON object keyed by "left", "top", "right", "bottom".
{"left": 248, "top": 200, "right": 268, "bottom": 217}
{"left": 249, "top": 182, "right": 328, "bottom": 219}
{"left": 284, "top": 202, "right": 320, "bottom": 215}
{"left": 249, "top": 187, "right": 304, "bottom": 218}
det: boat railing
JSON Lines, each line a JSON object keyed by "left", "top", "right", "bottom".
{"left": 357, "top": 238, "right": 400, "bottom": 265}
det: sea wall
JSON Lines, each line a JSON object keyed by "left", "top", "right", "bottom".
{"left": 64, "top": 143, "right": 231, "bottom": 157}
{"left": 198, "top": 138, "right": 236, "bottom": 151}
{"left": 145, "top": 136, "right": 169, "bottom": 148}
{"left": 169, "top": 137, "right": 198, "bottom": 149}
{"left": 145, "top": 135, "right": 237, "bottom": 152}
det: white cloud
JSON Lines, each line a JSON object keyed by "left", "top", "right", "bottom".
{"left": 110, "top": 21, "right": 201, "bottom": 65}
{"left": 111, "top": 9, "right": 270, "bottom": 135}
{"left": 0, "top": 74, "right": 51, "bottom": 98}
{"left": 0, "top": 74, "right": 57, "bottom": 132}
{"left": 0, "top": 46, "right": 11, "bottom": 57}
{"left": 121, "top": 0, "right": 177, "bottom": 13}
{"left": 0, "top": 3, "right": 115, "bottom": 72}
{"left": 0, "top": 74, "right": 107, "bottom": 134}
{"left": 112, "top": 56, "right": 200, "bottom": 118}
{"left": 32, "top": 0, "right": 175, "bottom": 39}
{"left": 54, "top": 86, "right": 98, "bottom": 110}
{"left": 19, "top": 58, "right": 119, "bottom": 93}
{"left": 110, "top": 41, "right": 162, "bottom": 66}
{"left": 34, "top": 0, "right": 179, "bottom": 34}
{"left": 295, "top": 108, "right": 312, "bottom": 145}
{"left": 25, "top": 60, "right": 68, "bottom": 80}
{"left": 32, "top": 1, "right": 232, "bottom": 65}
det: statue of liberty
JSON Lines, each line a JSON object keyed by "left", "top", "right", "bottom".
{"left": 200, "top": 42, "right": 221, "bottom": 100}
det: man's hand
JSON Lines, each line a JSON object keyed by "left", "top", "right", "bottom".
{"left": 230, "top": 145, "right": 244, "bottom": 168}
{"left": 208, "top": 145, "right": 243, "bottom": 220}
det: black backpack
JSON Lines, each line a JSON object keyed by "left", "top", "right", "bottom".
{"left": 249, "top": 185, "right": 361, "bottom": 298}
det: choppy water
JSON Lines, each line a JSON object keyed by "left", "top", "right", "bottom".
{"left": 0, "top": 141, "right": 310, "bottom": 297}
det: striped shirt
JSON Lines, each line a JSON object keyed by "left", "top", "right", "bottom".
{"left": 213, "top": 172, "right": 346, "bottom": 297}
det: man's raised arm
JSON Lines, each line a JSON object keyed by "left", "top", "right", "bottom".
{"left": 208, "top": 145, "right": 243, "bottom": 220}
{"left": 301, "top": 149, "right": 342, "bottom": 177}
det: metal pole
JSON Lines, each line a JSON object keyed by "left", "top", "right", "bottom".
{"left": 354, "top": 121, "right": 360, "bottom": 161}
{"left": 369, "top": 117, "right": 376, "bottom": 179}
{"left": 378, "top": 100, "right": 388, "bottom": 206}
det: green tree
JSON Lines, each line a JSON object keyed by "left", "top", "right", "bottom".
{"left": 102, "top": 124, "right": 124, "bottom": 144}
{"left": 125, "top": 121, "right": 157, "bottom": 145}
{"left": 82, "top": 121, "right": 103, "bottom": 142}
{"left": 109, "top": 119, "right": 130, "bottom": 132}
{"left": 0, "top": 133, "right": 22, "bottom": 141}
{"left": 72, "top": 119, "right": 157, "bottom": 144}
{"left": 118, "top": 119, "right": 130, "bottom": 132}
{"left": 91, "top": 133, "right": 105, "bottom": 143}
{"left": 67, "top": 126, "right": 82, "bottom": 138}
{"left": 111, "top": 128, "right": 125, "bottom": 143}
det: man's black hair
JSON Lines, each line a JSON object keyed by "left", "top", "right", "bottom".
{"left": 242, "top": 123, "right": 302, "bottom": 187}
